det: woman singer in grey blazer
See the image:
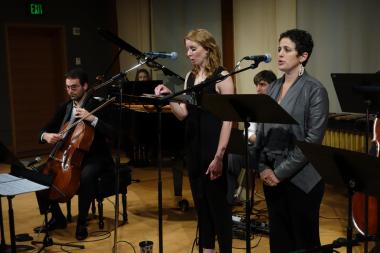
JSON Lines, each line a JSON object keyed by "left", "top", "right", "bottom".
{"left": 255, "top": 29, "right": 329, "bottom": 253}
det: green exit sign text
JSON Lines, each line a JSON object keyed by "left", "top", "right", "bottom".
{"left": 28, "top": 1, "right": 45, "bottom": 16}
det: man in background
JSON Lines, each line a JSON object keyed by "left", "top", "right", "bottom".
{"left": 227, "top": 70, "right": 277, "bottom": 203}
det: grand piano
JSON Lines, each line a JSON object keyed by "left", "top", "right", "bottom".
{"left": 108, "top": 80, "right": 185, "bottom": 165}
{"left": 108, "top": 80, "right": 187, "bottom": 208}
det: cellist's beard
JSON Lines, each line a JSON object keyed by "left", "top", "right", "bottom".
{"left": 70, "top": 94, "right": 84, "bottom": 102}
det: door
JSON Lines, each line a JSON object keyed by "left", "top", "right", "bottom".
{"left": 6, "top": 24, "right": 67, "bottom": 157}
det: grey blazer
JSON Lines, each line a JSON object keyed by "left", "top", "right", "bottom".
{"left": 256, "top": 71, "right": 329, "bottom": 193}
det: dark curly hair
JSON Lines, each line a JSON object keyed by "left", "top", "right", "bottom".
{"left": 65, "top": 67, "right": 88, "bottom": 86}
{"left": 279, "top": 29, "right": 314, "bottom": 66}
{"left": 254, "top": 70, "right": 277, "bottom": 85}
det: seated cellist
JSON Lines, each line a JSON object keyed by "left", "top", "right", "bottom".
{"left": 35, "top": 68, "right": 114, "bottom": 240}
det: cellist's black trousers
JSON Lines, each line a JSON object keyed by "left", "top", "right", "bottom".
{"left": 77, "top": 158, "right": 108, "bottom": 222}
{"left": 37, "top": 157, "right": 111, "bottom": 224}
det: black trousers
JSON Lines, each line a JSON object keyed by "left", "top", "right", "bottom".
{"left": 37, "top": 157, "right": 110, "bottom": 223}
{"left": 263, "top": 180, "right": 324, "bottom": 253}
{"left": 189, "top": 173, "right": 232, "bottom": 253}
{"left": 227, "top": 145, "right": 257, "bottom": 203}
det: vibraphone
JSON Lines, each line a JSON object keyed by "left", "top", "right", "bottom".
{"left": 322, "top": 113, "right": 373, "bottom": 153}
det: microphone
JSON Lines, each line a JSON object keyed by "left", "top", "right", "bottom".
{"left": 27, "top": 156, "right": 41, "bottom": 167}
{"left": 144, "top": 51, "right": 178, "bottom": 60}
{"left": 243, "top": 53, "right": 272, "bottom": 63}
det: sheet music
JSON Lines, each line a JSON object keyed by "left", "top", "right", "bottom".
{"left": 0, "top": 173, "right": 48, "bottom": 196}
{"left": 0, "top": 173, "right": 20, "bottom": 183}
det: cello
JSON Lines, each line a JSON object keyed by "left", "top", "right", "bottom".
{"left": 352, "top": 116, "right": 380, "bottom": 236}
{"left": 41, "top": 85, "right": 115, "bottom": 203}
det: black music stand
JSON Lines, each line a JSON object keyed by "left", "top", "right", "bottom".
{"left": 0, "top": 143, "right": 84, "bottom": 253}
{"left": 109, "top": 80, "right": 163, "bottom": 166}
{"left": 331, "top": 73, "right": 380, "bottom": 114}
{"left": 331, "top": 73, "right": 380, "bottom": 153}
{"left": 0, "top": 141, "right": 57, "bottom": 253}
{"left": 202, "top": 94, "right": 297, "bottom": 253}
{"left": 332, "top": 73, "right": 380, "bottom": 252}
{"left": 296, "top": 141, "right": 380, "bottom": 253}
{"left": 123, "top": 94, "right": 172, "bottom": 253}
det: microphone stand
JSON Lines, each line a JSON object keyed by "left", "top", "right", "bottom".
{"left": 95, "top": 54, "right": 180, "bottom": 253}
{"left": 114, "top": 60, "right": 151, "bottom": 253}
{"left": 146, "top": 59, "right": 185, "bottom": 81}
{"left": 91, "top": 59, "right": 148, "bottom": 253}
{"left": 164, "top": 62, "right": 260, "bottom": 101}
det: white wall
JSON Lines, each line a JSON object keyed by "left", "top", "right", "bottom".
{"left": 233, "top": 0, "right": 296, "bottom": 94}
{"left": 116, "top": 0, "right": 380, "bottom": 112}
{"left": 116, "top": 0, "right": 151, "bottom": 80}
{"left": 116, "top": 0, "right": 222, "bottom": 90}
{"left": 297, "top": 0, "right": 380, "bottom": 112}
{"left": 150, "top": 0, "right": 222, "bottom": 90}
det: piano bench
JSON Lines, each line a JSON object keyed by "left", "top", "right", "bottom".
{"left": 66, "top": 165, "right": 132, "bottom": 229}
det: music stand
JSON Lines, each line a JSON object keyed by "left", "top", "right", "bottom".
{"left": 332, "top": 73, "right": 380, "bottom": 252}
{"left": 110, "top": 80, "right": 163, "bottom": 166}
{"left": 0, "top": 141, "right": 85, "bottom": 253}
{"left": 331, "top": 73, "right": 380, "bottom": 114}
{"left": 123, "top": 93, "right": 173, "bottom": 253}
{"left": 296, "top": 141, "right": 380, "bottom": 253}
{"left": 202, "top": 94, "right": 297, "bottom": 253}
{"left": 0, "top": 141, "right": 55, "bottom": 253}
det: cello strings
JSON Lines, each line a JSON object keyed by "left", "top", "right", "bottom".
{"left": 59, "top": 97, "right": 116, "bottom": 136}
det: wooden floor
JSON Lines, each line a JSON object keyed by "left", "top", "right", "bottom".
{"left": 0, "top": 161, "right": 374, "bottom": 253}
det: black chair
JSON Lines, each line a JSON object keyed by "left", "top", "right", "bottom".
{"left": 66, "top": 164, "right": 132, "bottom": 229}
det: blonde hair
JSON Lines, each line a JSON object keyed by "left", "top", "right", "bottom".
{"left": 185, "top": 29, "right": 221, "bottom": 77}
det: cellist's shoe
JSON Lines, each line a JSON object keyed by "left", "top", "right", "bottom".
{"left": 33, "top": 217, "right": 67, "bottom": 233}
{"left": 75, "top": 224, "right": 88, "bottom": 240}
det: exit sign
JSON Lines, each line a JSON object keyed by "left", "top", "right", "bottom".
{"left": 27, "top": 1, "right": 45, "bottom": 16}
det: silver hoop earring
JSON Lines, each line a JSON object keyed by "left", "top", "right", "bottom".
{"left": 298, "top": 64, "right": 305, "bottom": 77}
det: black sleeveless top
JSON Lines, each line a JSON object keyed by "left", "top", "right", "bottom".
{"left": 185, "top": 67, "right": 225, "bottom": 178}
